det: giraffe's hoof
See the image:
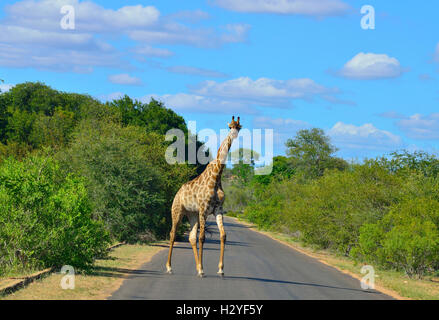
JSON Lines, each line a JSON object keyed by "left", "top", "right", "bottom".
{"left": 197, "top": 271, "right": 205, "bottom": 278}
{"left": 217, "top": 269, "right": 224, "bottom": 276}
{"left": 166, "top": 266, "right": 173, "bottom": 274}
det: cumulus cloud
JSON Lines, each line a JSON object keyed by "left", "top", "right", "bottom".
{"left": 139, "top": 93, "right": 255, "bottom": 114}
{"left": 131, "top": 46, "right": 174, "bottom": 59}
{"left": 0, "top": 83, "right": 14, "bottom": 92}
{"left": 108, "top": 74, "right": 143, "bottom": 86}
{"left": 214, "top": 0, "right": 350, "bottom": 17}
{"left": 328, "top": 122, "right": 403, "bottom": 151}
{"left": 4, "top": 0, "right": 159, "bottom": 33}
{"left": 0, "top": 0, "right": 249, "bottom": 72}
{"left": 102, "top": 76, "right": 352, "bottom": 114}
{"left": 0, "top": 42, "right": 120, "bottom": 73}
{"left": 253, "top": 116, "right": 311, "bottom": 146}
{"left": 128, "top": 23, "right": 250, "bottom": 48}
{"left": 378, "top": 111, "right": 407, "bottom": 119}
{"left": 190, "top": 77, "right": 349, "bottom": 106}
{"left": 166, "top": 9, "right": 210, "bottom": 23}
{"left": 165, "top": 66, "right": 228, "bottom": 78}
{"left": 100, "top": 75, "right": 352, "bottom": 114}
{"left": 338, "top": 53, "right": 407, "bottom": 80}
{"left": 396, "top": 113, "right": 439, "bottom": 140}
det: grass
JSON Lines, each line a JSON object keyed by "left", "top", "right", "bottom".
{"left": 0, "top": 242, "right": 166, "bottom": 300}
{"left": 228, "top": 215, "right": 439, "bottom": 300}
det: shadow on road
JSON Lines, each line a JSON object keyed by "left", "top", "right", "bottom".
{"left": 223, "top": 222, "right": 252, "bottom": 229}
{"left": 87, "top": 266, "right": 164, "bottom": 279}
{"left": 221, "top": 275, "right": 382, "bottom": 295}
{"left": 151, "top": 239, "right": 251, "bottom": 250}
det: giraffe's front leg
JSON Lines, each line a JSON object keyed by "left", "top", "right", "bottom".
{"left": 215, "top": 209, "right": 226, "bottom": 276}
{"left": 197, "top": 213, "right": 206, "bottom": 277}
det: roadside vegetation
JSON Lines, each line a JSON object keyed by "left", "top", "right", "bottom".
{"left": 224, "top": 129, "right": 439, "bottom": 283}
{"left": 1, "top": 81, "right": 438, "bottom": 299}
{"left": 0, "top": 82, "right": 205, "bottom": 277}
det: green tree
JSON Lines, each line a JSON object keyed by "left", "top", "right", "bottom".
{"left": 285, "top": 128, "right": 347, "bottom": 179}
{"left": 57, "top": 119, "right": 195, "bottom": 242}
{"left": 253, "top": 156, "right": 296, "bottom": 185}
{"left": 110, "top": 95, "right": 187, "bottom": 135}
{"left": 229, "top": 148, "right": 260, "bottom": 185}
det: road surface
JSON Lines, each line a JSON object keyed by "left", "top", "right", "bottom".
{"left": 109, "top": 217, "right": 392, "bottom": 300}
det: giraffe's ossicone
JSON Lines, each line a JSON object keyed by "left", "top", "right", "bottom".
{"left": 166, "top": 116, "right": 242, "bottom": 277}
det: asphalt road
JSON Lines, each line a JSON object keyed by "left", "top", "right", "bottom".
{"left": 109, "top": 216, "right": 392, "bottom": 300}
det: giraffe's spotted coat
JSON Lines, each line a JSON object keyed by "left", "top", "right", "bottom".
{"left": 166, "top": 116, "right": 242, "bottom": 276}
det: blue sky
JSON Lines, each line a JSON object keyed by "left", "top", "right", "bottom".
{"left": 1, "top": 0, "right": 439, "bottom": 160}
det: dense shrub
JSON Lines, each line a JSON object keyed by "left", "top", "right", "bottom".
{"left": 354, "top": 197, "right": 439, "bottom": 278}
{"left": 57, "top": 119, "right": 195, "bottom": 242}
{"left": 243, "top": 163, "right": 403, "bottom": 254}
{"left": 0, "top": 156, "right": 109, "bottom": 276}
{"left": 228, "top": 152, "right": 439, "bottom": 278}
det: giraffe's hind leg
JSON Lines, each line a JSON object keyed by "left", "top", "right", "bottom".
{"left": 187, "top": 214, "right": 202, "bottom": 276}
{"left": 166, "top": 202, "right": 183, "bottom": 274}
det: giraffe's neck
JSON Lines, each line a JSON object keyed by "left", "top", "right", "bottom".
{"left": 205, "top": 131, "right": 235, "bottom": 183}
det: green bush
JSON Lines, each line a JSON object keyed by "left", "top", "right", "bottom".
{"left": 354, "top": 197, "right": 439, "bottom": 278}
{"left": 246, "top": 164, "right": 403, "bottom": 254}
{"left": 0, "top": 156, "right": 109, "bottom": 276}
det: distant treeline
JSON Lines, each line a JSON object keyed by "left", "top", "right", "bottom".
{"left": 0, "top": 82, "right": 206, "bottom": 276}
{"left": 224, "top": 129, "right": 439, "bottom": 279}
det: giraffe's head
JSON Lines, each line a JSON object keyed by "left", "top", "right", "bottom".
{"left": 228, "top": 116, "right": 242, "bottom": 138}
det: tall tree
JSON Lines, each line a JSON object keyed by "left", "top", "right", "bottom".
{"left": 285, "top": 128, "right": 347, "bottom": 179}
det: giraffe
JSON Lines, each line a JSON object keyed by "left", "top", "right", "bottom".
{"left": 166, "top": 116, "right": 242, "bottom": 277}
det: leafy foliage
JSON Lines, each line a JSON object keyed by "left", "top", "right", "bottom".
{"left": 57, "top": 119, "right": 195, "bottom": 242}
{"left": 224, "top": 127, "right": 439, "bottom": 278}
{"left": 285, "top": 128, "right": 347, "bottom": 178}
{"left": 0, "top": 82, "right": 201, "bottom": 275}
{"left": 0, "top": 156, "right": 110, "bottom": 276}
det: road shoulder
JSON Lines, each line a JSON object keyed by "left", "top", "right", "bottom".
{"left": 1, "top": 243, "right": 166, "bottom": 300}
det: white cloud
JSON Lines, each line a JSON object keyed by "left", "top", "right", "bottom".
{"left": 378, "top": 111, "right": 407, "bottom": 119}
{"left": 338, "top": 53, "right": 406, "bottom": 80}
{"left": 396, "top": 113, "right": 439, "bottom": 140}
{"left": 166, "top": 10, "right": 210, "bottom": 23}
{"left": 214, "top": 0, "right": 350, "bottom": 17}
{"left": 191, "top": 77, "right": 347, "bottom": 106}
{"left": 0, "top": 83, "right": 14, "bottom": 92}
{"left": 108, "top": 74, "right": 143, "bottom": 86}
{"left": 0, "top": 0, "right": 249, "bottom": 72}
{"left": 128, "top": 23, "right": 250, "bottom": 48}
{"left": 4, "top": 0, "right": 160, "bottom": 33}
{"left": 219, "top": 24, "right": 251, "bottom": 44}
{"left": 139, "top": 93, "right": 256, "bottom": 114}
{"left": 253, "top": 116, "right": 311, "bottom": 146}
{"left": 0, "top": 42, "right": 120, "bottom": 72}
{"left": 328, "top": 122, "right": 402, "bottom": 151}
{"left": 131, "top": 46, "right": 174, "bottom": 58}
{"left": 165, "top": 66, "right": 228, "bottom": 78}
{"left": 112, "top": 76, "right": 353, "bottom": 115}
